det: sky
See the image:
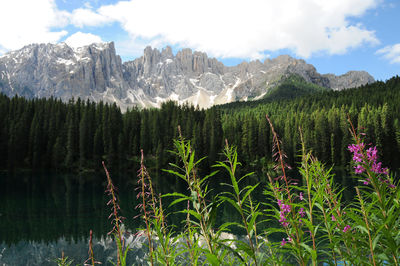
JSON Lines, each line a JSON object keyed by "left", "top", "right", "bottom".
{"left": 0, "top": 0, "right": 399, "bottom": 81}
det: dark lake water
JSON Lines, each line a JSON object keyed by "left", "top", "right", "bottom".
{"left": 0, "top": 169, "right": 356, "bottom": 265}
{"left": 0, "top": 171, "right": 147, "bottom": 265}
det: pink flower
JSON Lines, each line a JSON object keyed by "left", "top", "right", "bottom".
{"left": 278, "top": 202, "right": 292, "bottom": 227}
{"left": 363, "top": 178, "right": 370, "bottom": 185}
{"left": 277, "top": 199, "right": 283, "bottom": 207}
{"left": 352, "top": 153, "right": 363, "bottom": 163}
{"left": 331, "top": 215, "right": 336, "bottom": 221}
{"left": 348, "top": 143, "right": 365, "bottom": 153}
{"left": 349, "top": 142, "right": 390, "bottom": 177}
{"left": 354, "top": 164, "right": 365, "bottom": 174}
{"left": 367, "top": 147, "right": 378, "bottom": 162}
{"left": 299, "top": 192, "right": 304, "bottom": 201}
{"left": 298, "top": 208, "right": 305, "bottom": 218}
{"left": 281, "top": 238, "right": 287, "bottom": 246}
{"left": 279, "top": 211, "right": 289, "bottom": 227}
{"left": 281, "top": 204, "right": 291, "bottom": 213}
{"left": 343, "top": 225, "right": 351, "bottom": 233}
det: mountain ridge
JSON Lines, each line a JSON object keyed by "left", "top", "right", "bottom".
{"left": 0, "top": 42, "right": 375, "bottom": 110}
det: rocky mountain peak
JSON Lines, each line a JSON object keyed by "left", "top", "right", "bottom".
{"left": 0, "top": 43, "right": 375, "bottom": 110}
{"left": 161, "top": 46, "right": 173, "bottom": 60}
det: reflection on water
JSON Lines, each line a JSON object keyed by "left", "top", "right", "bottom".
{"left": 0, "top": 234, "right": 153, "bottom": 265}
{"left": 0, "top": 171, "right": 143, "bottom": 265}
{"left": 0, "top": 169, "right": 355, "bottom": 265}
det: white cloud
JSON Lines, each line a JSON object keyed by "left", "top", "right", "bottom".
{"left": 0, "top": 0, "right": 381, "bottom": 59}
{"left": 0, "top": 0, "right": 69, "bottom": 50}
{"left": 376, "top": 44, "right": 400, "bottom": 64}
{"left": 65, "top": 32, "right": 104, "bottom": 48}
{"left": 70, "top": 8, "right": 113, "bottom": 28}
{"left": 95, "top": 0, "right": 380, "bottom": 59}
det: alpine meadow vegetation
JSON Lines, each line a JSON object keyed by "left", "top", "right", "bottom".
{"left": 59, "top": 115, "right": 399, "bottom": 265}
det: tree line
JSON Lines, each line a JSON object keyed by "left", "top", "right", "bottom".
{"left": 0, "top": 76, "right": 399, "bottom": 174}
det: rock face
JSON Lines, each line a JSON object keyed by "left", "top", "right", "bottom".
{"left": 0, "top": 42, "right": 128, "bottom": 105}
{"left": 323, "top": 71, "right": 375, "bottom": 91}
{"left": 0, "top": 42, "right": 375, "bottom": 110}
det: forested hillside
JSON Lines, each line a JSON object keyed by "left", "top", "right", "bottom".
{"left": 0, "top": 76, "right": 399, "bottom": 174}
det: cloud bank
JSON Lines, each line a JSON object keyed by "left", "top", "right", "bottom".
{"left": 0, "top": 0, "right": 380, "bottom": 60}
{"left": 0, "top": 0, "right": 69, "bottom": 50}
{"left": 96, "top": 0, "right": 380, "bottom": 59}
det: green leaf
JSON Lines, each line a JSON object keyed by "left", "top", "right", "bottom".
{"left": 238, "top": 171, "right": 255, "bottom": 184}
{"left": 218, "top": 196, "right": 241, "bottom": 213}
{"left": 200, "top": 170, "right": 219, "bottom": 186}
{"left": 241, "top": 184, "right": 259, "bottom": 203}
{"left": 372, "top": 234, "right": 380, "bottom": 250}
{"left": 205, "top": 253, "right": 220, "bottom": 266}
{"left": 188, "top": 150, "right": 195, "bottom": 173}
{"left": 162, "top": 169, "right": 186, "bottom": 180}
{"left": 180, "top": 209, "right": 202, "bottom": 220}
{"left": 355, "top": 225, "right": 368, "bottom": 234}
{"left": 168, "top": 197, "right": 191, "bottom": 208}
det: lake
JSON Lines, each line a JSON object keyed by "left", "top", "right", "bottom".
{"left": 0, "top": 169, "right": 356, "bottom": 265}
{"left": 0, "top": 171, "right": 147, "bottom": 265}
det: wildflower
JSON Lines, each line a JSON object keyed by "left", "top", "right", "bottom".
{"left": 354, "top": 164, "right": 365, "bottom": 174}
{"left": 277, "top": 199, "right": 283, "bottom": 207}
{"left": 363, "top": 178, "right": 370, "bottom": 185}
{"left": 281, "top": 238, "right": 287, "bottom": 246}
{"left": 352, "top": 153, "right": 363, "bottom": 163}
{"left": 331, "top": 215, "right": 336, "bottom": 221}
{"left": 349, "top": 142, "right": 390, "bottom": 179}
{"left": 366, "top": 146, "right": 378, "bottom": 162}
{"left": 298, "top": 208, "right": 305, "bottom": 218}
{"left": 299, "top": 192, "right": 304, "bottom": 201}
{"left": 279, "top": 211, "right": 289, "bottom": 227}
{"left": 348, "top": 143, "right": 365, "bottom": 153}
{"left": 343, "top": 225, "right": 351, "bottom": 233}
{"left": 281, "top": 203, "right": 291, "bottom": 213}
{"left": 277, "top": 201, "right": 291, "bottom": 227}
{"left": 371, "top": 161, "right": 389, "bottom": 175}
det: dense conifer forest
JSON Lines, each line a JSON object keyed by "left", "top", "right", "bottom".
{"left": 0, "top": 76, "right": 399, "bottom": 174}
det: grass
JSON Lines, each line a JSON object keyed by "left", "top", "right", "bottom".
{"left": 58, "top": 116, "right": 400, "bottom": 265}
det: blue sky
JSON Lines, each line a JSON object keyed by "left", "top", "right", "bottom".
{"left": 0, "top": 0, "right": 399, "bottom": 81}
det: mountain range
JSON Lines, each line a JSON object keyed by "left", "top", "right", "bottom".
{"left": 0, "top": 42, "right": 375, "bottom": 110}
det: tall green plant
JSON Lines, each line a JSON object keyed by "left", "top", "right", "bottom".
{"left": 164, "top": 126, "right": 221, "bottom": 264}
{"left": 215, "top": 140, "right": 264, "bottom": 265}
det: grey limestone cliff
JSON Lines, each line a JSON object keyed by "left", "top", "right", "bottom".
{"left": 0, "top": 43, "right": 375, "bottom": 110}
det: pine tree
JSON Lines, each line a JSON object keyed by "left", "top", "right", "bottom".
{"left": 65, "top": 108, "right": 77, "bottom": 168}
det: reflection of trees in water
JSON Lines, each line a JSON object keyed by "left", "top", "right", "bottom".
{"left": 0, "top": 236, "right": 137, "bottom": 265}
{"left": 0, "top": 172, "right": 116, "bottom": 245}
{"left": 0, "top": 168, "right": 357, "bottom": 262}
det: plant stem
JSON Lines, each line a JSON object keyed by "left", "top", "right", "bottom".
{"left": 356, "top": 187, "right": 376, "bottom": 266}
{"left": 103, "top": 162, "right": 124, "bottom": 266}
{"left": 139, "top": 151, "right": 154, "bottom": 266}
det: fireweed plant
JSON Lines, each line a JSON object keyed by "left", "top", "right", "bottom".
{"left": 103, "top": 161, "right": 131, "bottom": 266}
{"left": 83, "top": 230, "right": 101, "bottom": 266}
{"left": 57, "top": 118, "right": 399, "bottom": 265}
{"left": 135, "top": 149, "right": 178, "bottom": 265}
